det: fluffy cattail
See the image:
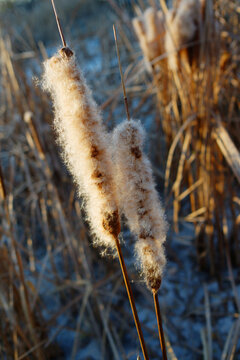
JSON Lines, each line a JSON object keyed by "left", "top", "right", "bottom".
{"left": 42, "top": 48, "right": 120, "bottom": 255}
{"left": 112, "top": 120, "right": 168, "bottom": 291}
{"left": 133, "top": 7, "right": 165, "bottom": 67}
{"left": 165, "top": 0, "right": 202, "bottom": 71}
{"left": 144, "top": 8, "right": 163, "bottom": 61}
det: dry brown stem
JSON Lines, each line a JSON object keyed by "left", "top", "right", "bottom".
{"left": 50, "top": 0, "right": 67, "bottom": 47}
{"left": 152, "top": 289, "right": 168, "bottom": 360}
{"left": 114, "top": 235, "right": 150, "bottom": 360}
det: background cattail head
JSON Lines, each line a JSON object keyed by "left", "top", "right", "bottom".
{"left": 165, "top": 0, "right": 202, "bottom": 71}
{"left": 42, "top": 48, "right": 120, "bottom": 255}
{"left": 112, "top": 120, "right": 168, "bottom": 290}
{"left": 144, "top": 7, "right": 163, "bottom": 60}
{"left": 132, "top": 16, "right": 150, "bottom": 63}
{"left": 132, "top": 7, "right": 165, "bottom": 68}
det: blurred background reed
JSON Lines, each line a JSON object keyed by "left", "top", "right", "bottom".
{"left": 0, "top": 0, "right": 239, "bottom": 359}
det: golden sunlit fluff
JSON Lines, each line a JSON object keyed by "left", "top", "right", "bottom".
{"left": 165, "top": 0, "right": 202, "bottom": 71}
{"left": 112, "top": 120, "right": 168, "bottom": 290}
{"left": 42, "top": 48, "right": 120, "bottom": 255}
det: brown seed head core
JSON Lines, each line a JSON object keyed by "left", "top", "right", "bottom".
{"left": 102, "top": 210, "right": 121, "bottom": 238}
{"left": 131, "top": 146, "right": 142, "bottom": 159}
{"left": 59, "top": 47, "right": 74, "bottom": 59}
{"left": 149, "top": 275, "right": 162, "bottom": 292}
{"left": 90, "top": 145, "right": 100, "bottom": 158}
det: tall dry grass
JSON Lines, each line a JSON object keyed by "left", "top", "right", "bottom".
{"left": 132, "top": 0, "right": 240, "bottom": 275}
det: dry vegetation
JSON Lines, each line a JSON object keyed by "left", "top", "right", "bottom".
{"left": 132, "top": 0, "right": 240, "bottom": 274}
{"left": 0, "top": 0, "right": 239, "bottom": 359}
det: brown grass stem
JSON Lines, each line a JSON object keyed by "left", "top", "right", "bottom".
{"left": 50, "top": 0, "right": 67, "bottom": 47}
{"left": 113, "top": 25, "right": 130, "bottom": 121}
{"left": 114, "top": 235, "right": 149, "bottom": 360}
{"left": 152, "top": 289, "right": 168, "bottom": 360}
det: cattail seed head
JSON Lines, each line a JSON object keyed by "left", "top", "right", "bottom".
{"left": 42, "top": 49, "right": 120, "bottom": 255}
{"left": 135, "top": 239, "right": 166, "bottom": 291}
{"left": 165, "top": 0, "right": 202, "bottom": 71}
{"left": 133, "top": 7, "right": 165, "bottom": 67}
{"left": 112, "top": 120, "right": 168, "bottom": 290}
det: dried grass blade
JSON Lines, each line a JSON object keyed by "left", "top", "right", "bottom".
{"left": 164, "top": 114, "right": 196, "bottom": 195}
{"left": 184, "top": 207, "right": 207, "bottom": 221}
{"left": 173, "top": 131, "right": 191, "bottom": 232}
{"left": 214, "top": 121, "right": 240, "bottom": 185}
{"left": 221, "top": 320, "right": 236, "bottom": 360}
{"left": 204, "top": 284, "right": 213, "bottom": 360}
{"left": 97, "top": 300, "right": 121, "bottom": 360}
{"left": 159, "top": 0, "right": 169, "bottom": 16}
{"left": 224, "top": 237, "right": 240, "bottom": 313}
{"left": 71, "top": 285, "right": 91, "bottom": 360}
{"left": 17, "top": 340, "right": 46, "bottom": 360}
{"left": 226, "top": 316, "right": 240, "bottom": 360}
{"left": 201, "top": 328, "right": 209, "bottom": 360}
{"left": 163, "top": 329, "right": 178, "bottom": 360}
{"left": 227, "top": 316, "right": 240, "bottom": 360}
{"left": 177, "top": 178, "right": 203, "bottom": 202}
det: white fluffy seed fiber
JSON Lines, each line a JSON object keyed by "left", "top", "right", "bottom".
{"left": 42, "top": 49, "right": 120, "bottom": 255}
{"left": 112, "top": 120, "right": 168, "bottom": 290}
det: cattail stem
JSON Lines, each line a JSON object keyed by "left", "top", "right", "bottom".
{"left": 152, "top": 289, "right": 168, "bottom": 360}
{"left": 114, "top": 235, "right": 149, "bottom": 360}
{"left": 50, "top": 0, "right": 67, "bottom": 47}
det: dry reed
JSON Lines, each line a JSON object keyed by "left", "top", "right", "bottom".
{"left": 132, "top": 0, "right": 240, "bottom": 274}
